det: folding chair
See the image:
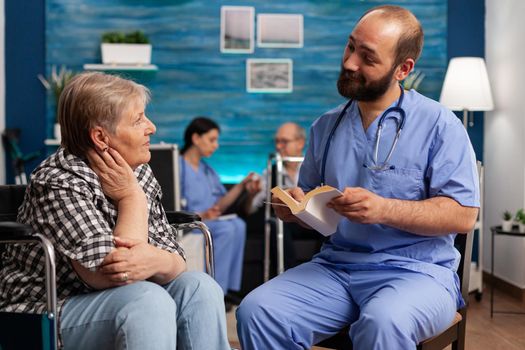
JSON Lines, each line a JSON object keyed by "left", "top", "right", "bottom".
{"left": 316, "top": 161, "right": 482, "bottom": 350}
{"left": 0, "top": 184, "right": 215, "bottom": 349}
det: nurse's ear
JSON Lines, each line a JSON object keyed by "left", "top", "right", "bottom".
{"left": 395, "top": 57, "right": 415, "bottom": 82}
{"left": 90, "top": 126, "right": 110, "bottom": 152}
{"left": 191, "top": 132, "right": 201, "bottom": 147}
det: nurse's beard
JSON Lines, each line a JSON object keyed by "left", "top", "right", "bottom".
{"left": 337, "top": 65, "right": 396, "bottom": 101}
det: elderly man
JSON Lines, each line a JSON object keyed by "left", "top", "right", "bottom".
{"left": 246, "top": 122, "right": 321, "bottom": 273}
{"left": 249, "top": 122, "right": 306, "bottom": 212}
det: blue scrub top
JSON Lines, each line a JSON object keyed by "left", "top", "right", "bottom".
{"left": 299, "top": 89, "right": 479, "bottom": 306}
{"left": 180, "top": 158, "right": 226, "bottom": 212}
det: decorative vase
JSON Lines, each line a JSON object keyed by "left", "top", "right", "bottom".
{"left": 54, "top": 123, "right": 61, "bottom": 141}
{"left": 501, "top": 220, "right": 513, "bottom": 232}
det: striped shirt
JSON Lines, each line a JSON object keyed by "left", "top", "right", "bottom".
{"left": 0, "top": 147, "right": 185, "bottom": 317}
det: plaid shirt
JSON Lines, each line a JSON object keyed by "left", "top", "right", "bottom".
{"left": 0, "top": 147, "right": 185, "bottom": 317}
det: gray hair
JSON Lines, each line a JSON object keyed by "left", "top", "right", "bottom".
{"left": 58, "top": 72, "right": 150, "bottom": 157}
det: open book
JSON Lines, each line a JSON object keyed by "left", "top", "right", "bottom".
{"left": 270, "top": 185, "right": 343, "bottom": 236}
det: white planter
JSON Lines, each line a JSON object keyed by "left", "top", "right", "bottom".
{"left": 501, "top": 220, "right": 513, "bottom": 232}
{"left": 519, "top": 223, "right": 525, "bottom": 233}
{"left": 101, "top": 43, "right": 152, "bottom": 65}
{"left": 54, "top": 123, "right": 61, "bottom": 141}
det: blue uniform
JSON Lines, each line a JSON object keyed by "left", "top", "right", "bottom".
{"left": 237, "top": 90, "right": 480, "bottom": 349}
{"left": 180, "top": 158, "right": 246, "bottom": 294}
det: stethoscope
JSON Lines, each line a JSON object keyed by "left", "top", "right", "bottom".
{"left": 321, "top": 85, "right": 406, "bottom": 185}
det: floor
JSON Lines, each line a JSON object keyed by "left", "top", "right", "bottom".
{"left": 227, "top": 284, "right": 525, "bottom": 349}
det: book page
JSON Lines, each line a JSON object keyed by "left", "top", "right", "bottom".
{"left": 270, "top": 185, "right": 343, "bottom": 235}
{"left": 301, "top": 189, "right": 343, "bottom": 236}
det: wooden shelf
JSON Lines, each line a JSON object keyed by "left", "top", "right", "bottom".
{"left": 83, "top": 64, "right": 158, "bottom": 71}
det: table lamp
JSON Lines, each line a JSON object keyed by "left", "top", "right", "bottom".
{"left": 439, "top": 57, "right": 494, "bottom": 128}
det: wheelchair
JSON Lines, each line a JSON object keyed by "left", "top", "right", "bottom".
{"left": 0, "top": 184, "right": 215, "bottom": 350}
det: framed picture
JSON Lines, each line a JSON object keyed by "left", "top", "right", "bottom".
{"left": 220, "top": 6, "right": 255, "bottom": 53}
{"left": 246, "top": 58, "right": 293, "bottom": 93}
{"left": 257, "top": 14, "right": 303, "bottom": 48}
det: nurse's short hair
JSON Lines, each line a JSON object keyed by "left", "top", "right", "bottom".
{"left": 361, "top": 5, "right": 423, "bottom": 66}
{"left": 58, "top": 72, "right": 150, "bottom": 157}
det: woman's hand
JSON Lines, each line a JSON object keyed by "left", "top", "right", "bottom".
{"left": 99, "top": 237, "right": 161, "bottom": 284}
{"left": 86, "top": 147, "right": 143, "bottom": 204}
{"left": 200, "top": 205, "right": 222, "bottom": 220}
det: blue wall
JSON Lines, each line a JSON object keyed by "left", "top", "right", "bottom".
{"left": 447, "top": 0, "right": 485, "bottom": 161}
{"left": 4, "top": 0, "right": 46, "bottom": 182}
{"left": 5, "top": 0, "right": 484, "bottom": 183}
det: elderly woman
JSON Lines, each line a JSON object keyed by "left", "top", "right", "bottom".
{"left": 0, "top": 72, "right": 230, "bottom": 349}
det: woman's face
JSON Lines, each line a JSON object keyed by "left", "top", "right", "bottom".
{"left": 193, "top": 128, "right": 219, "bottom": 158}
{"left": 108, "top": 99, "right": 156, "bottom": 169}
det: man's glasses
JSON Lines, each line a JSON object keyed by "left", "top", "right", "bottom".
{"left": 274, "top": 138, "right": 298, "bottom": 146}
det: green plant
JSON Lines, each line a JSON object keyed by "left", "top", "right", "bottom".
{"left": 515, "top": 209, "right": 525, "bottom": 224}
{"left": 101, "top": 30, "right": 150, "bottom": 44}
{"left": 37, "top": 65, "right": 76, "bottom": 122}
{"left": 403, "top": 70, "right": 425, "bottom": 91}
{"left": 503, "top": 210, "right": 513, "bottom": 221}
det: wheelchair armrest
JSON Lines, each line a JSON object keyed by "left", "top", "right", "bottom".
{"left": 0, "top": 221, "right": 33, "bottom": 239}
{"left": 165, "top": 211, "right": 202, "bottom": 224}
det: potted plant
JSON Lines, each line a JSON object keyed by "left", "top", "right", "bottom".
{"left": 403, "top": 70, "right": 425, "bottom": 91}
{"left": 502, "top": 210, "right": 513, "bottom": 231}
{"left": 37, "top": 65, "right": 76, "bottom": 140}
{"left": 516, "top": 209, "right": 525, "bottom": 233}
{"left": 101, "top": 30, "right": 152, "bottom": 65}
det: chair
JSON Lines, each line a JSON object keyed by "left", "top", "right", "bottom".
{"left": 317, "top": 161, "right": 482, "bottom": 350}
{"left": 316, "top": 228, "right": 474, "bottom": 350}
{"left": 0, "top": 185, "right": 215, "bottom": 349}
{"left": 165, "top": 211, "right": 215, "bottom": 277}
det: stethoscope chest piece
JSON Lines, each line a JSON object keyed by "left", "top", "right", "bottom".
{"left": 321, "top": 85, "right": 406, "bottom": 183}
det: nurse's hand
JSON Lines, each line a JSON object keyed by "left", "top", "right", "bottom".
{"left": 87, "top": 147, "right": 143, "bottom": 204}
{"left": 271, "top": 187, "right": 312, "bottom": 228}
{"left": 328, "top": 187, "right": 386, "bottom": 224}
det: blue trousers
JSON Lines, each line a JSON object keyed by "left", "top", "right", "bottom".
{"left": 205, "top": 217, "right": 246, "bottom": 294}
{"left": 60, "top": 271, "right": 230, "bottom": 350}
{"left": 236, "top": 261, "right": 457, "bottom": 350}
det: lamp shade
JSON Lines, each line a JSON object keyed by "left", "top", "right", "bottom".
{"left": 439, "top": 57, "right": 494, "bottom": 111}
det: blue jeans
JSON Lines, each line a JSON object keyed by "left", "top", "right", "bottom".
{"left": 60, "top": 271, "right": 230, "bottom": 350}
